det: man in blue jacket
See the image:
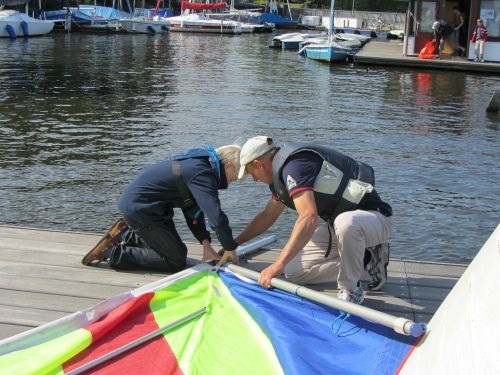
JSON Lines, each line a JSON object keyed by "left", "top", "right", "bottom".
{"left": 221, "top": 136, "right": 393, "bottom": 304}
{"left": 82, "top": 144, "right": 241, "bottom": 272}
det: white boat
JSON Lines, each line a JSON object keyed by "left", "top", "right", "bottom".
{"left": 166, "top": 1, "right": 240, "bottom": 34}
{"left": 0, "top": 9, "right": 54, "bottom": 38}
{"left": 269, "top": 32, "right": 325, "bottom": 49}
{"left": 205, "top": 9, "right": 273, "bottom": 33}
{"left": 167, "top": 12, "right": 240, "bottom": 34}
{"left": 280, "top": 32, "right": 326, "bottom": 50}
{"left": 119, "top": 17, "right": 169, "bottom": 34}
{"left": 300, "top": 35, "right": 361, "bottom": 51}
{"left": 334, "top": 32, "right": 371, "bottom": 45}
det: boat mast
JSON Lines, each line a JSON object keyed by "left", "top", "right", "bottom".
{"left": 328, "top": 0, "right": 335, "bottom": 43}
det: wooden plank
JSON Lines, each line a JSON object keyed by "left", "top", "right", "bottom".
{"left": 0, "top": 324, "right": 31, "bottom": 340}
{"left": 0, "top": 289, "right": 102, "bottom": 313}
{"left": 406, "top": 275, "right": 459, "bottom": 289}
{"left": 0, "top": 275, "right": 132, "bottom": 299}
{"left": 0, "top": 260, "right": 164, "bottom": 287}
{"left": 409, "top": 285, "right": 453, "bottom": 301}
{"left": 0, "top": 248, "right": 204, "bottom": 270}
{"left": 404, "top": 262, "right": 466, "bottom": 278}
{"left": 0, "top": 306, "right": 69, "bottom": 328}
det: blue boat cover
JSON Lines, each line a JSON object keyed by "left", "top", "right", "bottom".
{"left": 251, "top": 12, "right": 296, "bottom": 26}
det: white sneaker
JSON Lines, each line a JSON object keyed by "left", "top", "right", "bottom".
{"left": 337, "top": 284, "right": 364, "bottom": 304}
{"left": 366, "top": 243, "right": 390, "bottom": 291}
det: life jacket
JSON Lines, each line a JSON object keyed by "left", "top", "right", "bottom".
{"left": 170, "top": 147, "right": 220, "bottom": 208}
{"left": 471, "top": 26, "right": 488, "bottom": 42}
{"left": 271, "top": 143, "right": 376, "bottom": 222}
{"left": 418, "top": 41, "right": 437, "bottom": 60}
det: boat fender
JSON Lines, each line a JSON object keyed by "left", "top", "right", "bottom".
{"left": 21, "top": 20, "right": 29, "bottom": 36}
{"left": 161, "top": 25, "right": 169, "bottom": 32}
{"left": 147, "top": 25, "right": 155, "bottom": 34}
{"left": 5, "top": 24, "right": 16, "bottom": 38}
{"left": 354, "top": 30, "right": 360, "bottom": 35}
{"left": 370, "top": 31, "right": 377, "bottom": 38}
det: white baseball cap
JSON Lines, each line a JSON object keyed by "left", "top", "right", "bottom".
{"left": 238, "top": 136, "right": 275, "bottom": 180}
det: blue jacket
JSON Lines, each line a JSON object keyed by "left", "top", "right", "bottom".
{"left": 118, "top": 148, "right": 237, "bottom": 250}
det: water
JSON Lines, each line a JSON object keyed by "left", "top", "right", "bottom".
{"left": 1, "top": 32, "right": 499, "bottom": 264}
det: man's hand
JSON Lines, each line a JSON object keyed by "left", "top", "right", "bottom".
{"left": 216, "top": 250, "right": 239, "bottom": 267}
{"left": 201, "top": 244, "right": 221, "bottom": 264}
{"left": 258, "top": 262, "right": 284, "bottom": 288}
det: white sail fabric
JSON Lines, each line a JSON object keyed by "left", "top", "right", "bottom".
{"left": 400, "top": 224, "right": 500, "bottom": 375}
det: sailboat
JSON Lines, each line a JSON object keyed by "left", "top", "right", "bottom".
{"left": 300, "top": 0, "right": 352, "bottom": 63}
{"left": 118, "top": 0, "right": 170, "bottom": 34}
{"left": 0, "top": 8, "right": 54, "bottom": 37}
{"left": 166, "top": 1, "right": 241, "bottom": 34}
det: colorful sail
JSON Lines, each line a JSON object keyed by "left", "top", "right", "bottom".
{"left": 0, "top": 267, "right": 418, "bottom": 374}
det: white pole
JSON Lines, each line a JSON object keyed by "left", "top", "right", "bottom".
{"left": 235, "top": 235, "right": 277, "bottom": 257}
{"left": 226, "top": 264, "right": 427, "bottom": 337}
{"left": 286, "top": 0, "right": 292, "bottom": 20}
{"left": 328, "top": 0, "right": 335, "bottom": 43}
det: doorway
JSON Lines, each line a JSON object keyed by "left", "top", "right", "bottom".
{"left": 413, "top": 0, "right": 472, "bottom": 56}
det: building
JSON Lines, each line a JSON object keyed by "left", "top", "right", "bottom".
{"left": 403, "top": 0, "right": 500, "bottom": 62}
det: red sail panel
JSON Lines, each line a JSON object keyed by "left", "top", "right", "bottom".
{"left": 63, "top": 293, "right": 183, "bottom": 375}
{"left": 181, "top": 1, "right": 227, "bottom": 10}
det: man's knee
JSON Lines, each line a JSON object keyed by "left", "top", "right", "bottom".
{"left": 284, "top": 262, "right": 309, "bottom": 283}
{"left": 333, "top": 212, "right": 360, "bottom": 238}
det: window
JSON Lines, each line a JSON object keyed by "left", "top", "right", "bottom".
{"left": 479, "top": 0, "right": 500, "bottom": 37}
{"left": 421, "top": 2, "right": 436, "bottom": 32}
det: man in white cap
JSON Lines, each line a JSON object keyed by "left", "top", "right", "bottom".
{"left": 220, "top": 136, "right": 393, "bottom": 304}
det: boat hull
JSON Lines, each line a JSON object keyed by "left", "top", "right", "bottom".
{"left": 0, "top": 10, "right": 54, "bottom": 37}
{"left": 119, "top": 19, "right": 169, "bottom": 34}
{"left": 168, "top": 21, "right": 240, "bottom": 34}
{"left": 304, "top": 45, "right": 350, "bottom": 63}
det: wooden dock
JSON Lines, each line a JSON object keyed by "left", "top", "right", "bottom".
{"left": 0, "top": 225, "right": 468, "bottom": 341}
{"left": 355, "top": 40, "right": 500, "bottom": 74}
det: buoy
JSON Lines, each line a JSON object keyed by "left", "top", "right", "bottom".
{"left": 161, "top": 25, "right": 168, "bottom": 32}
{"left": 21, "top": 20, "right": 29, "bottom": 36}
{"left": 5, "top": 24, "right": 16, "bottom": 38}
{"left": 147, "top": 25, "right": 155, "bottom": 34}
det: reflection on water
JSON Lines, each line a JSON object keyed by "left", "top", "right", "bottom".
{"left": 0, "top": 33, "right": 499, "bottom": 263}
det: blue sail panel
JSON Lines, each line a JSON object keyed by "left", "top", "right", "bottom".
{"left": 219, "top": 270, "right": 416, "bottom": 375}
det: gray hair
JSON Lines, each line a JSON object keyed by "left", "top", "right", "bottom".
{"left": 216, "top": 144, "right": 241, "bottom": 171}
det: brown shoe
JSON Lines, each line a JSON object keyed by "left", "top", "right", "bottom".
{"left": 82, "top": 218, "right": 128, "bottom": 265}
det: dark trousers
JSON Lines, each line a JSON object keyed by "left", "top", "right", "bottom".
{"left": 109, "top": 216, "right": 187, "bottom": 272}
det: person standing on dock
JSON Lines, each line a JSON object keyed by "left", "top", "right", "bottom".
{"left": 471, "top": 18, "right": 488, "bottom": 62}
{"left": 451, "top": 7, "right": 465, "bottom": 56}
{"left": 82, "top": 144, "right": 241, "bottom": 271}
{"left": 432, "top": 19, "right": 454, "bottom": 58}
{"left": 220, "top": 136, "right": 393, "bottom": 304}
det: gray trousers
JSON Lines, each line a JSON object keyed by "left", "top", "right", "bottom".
{"left": 284, "top": 210, "right": 394, "bottom": 290}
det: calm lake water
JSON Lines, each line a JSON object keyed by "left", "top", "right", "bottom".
{"left": 0, "top": 32, "right": 499, "bottom": 264}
